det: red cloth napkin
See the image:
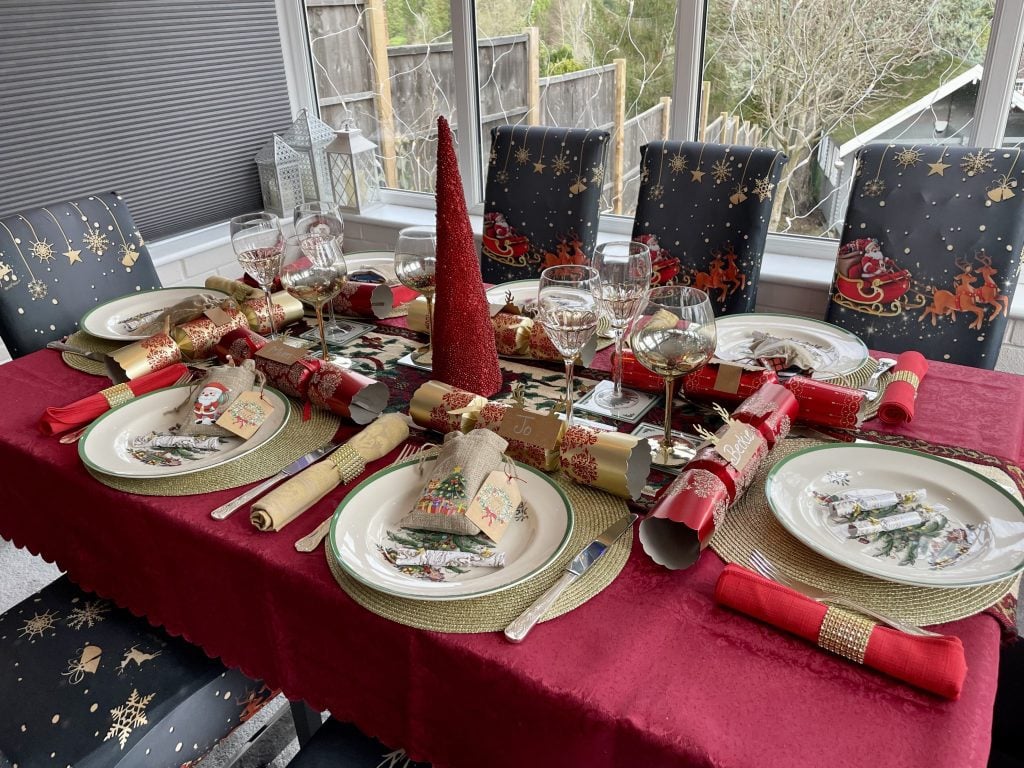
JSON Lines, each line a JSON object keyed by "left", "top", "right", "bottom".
{"left": 38, "top": 364, "right": 190, "bottom": 436}
{"left": 877, "top": 351, "right": 928, "bottom": 425}
{"left": 714, "top": 564, "right": 966, "bottom": 699}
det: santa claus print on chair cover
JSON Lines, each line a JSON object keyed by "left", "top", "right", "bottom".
{"left": 825, "top": 143, "right": 1024, "bottom": 369}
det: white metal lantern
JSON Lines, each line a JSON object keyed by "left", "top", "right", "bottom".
{"left": 326, "top": 122, "right": 383, "bottom": 214}
{"left": 254, "top": 135, "right": 305, "bottom": 217}
{"left": 282, "top": 108, "right": 335, "bottom": 203}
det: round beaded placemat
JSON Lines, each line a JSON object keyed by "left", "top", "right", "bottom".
{"left": 325, "top": 476, "right": 631, "bottom": 633}
{"left": 710, "top": 438, "right": 1018, "bottom": 626}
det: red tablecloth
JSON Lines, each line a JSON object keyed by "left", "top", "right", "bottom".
{"left": 1, "top": 345, "right": 1020, "bottom": 768}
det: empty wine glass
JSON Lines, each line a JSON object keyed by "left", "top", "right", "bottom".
{"left": 279, "top": 234, "right": 349, "bottom": 363}
{"left": 394, "top": 226, "right": 437, "bottom": 364}
{"left": 294, "top": 201, "right": 351, "bottom": 343}
{"left": 591, "top": 240, "right": 652, "bottom": 409}
{"left": 536, "top": 265, "right": 600, "bottom": 429}
{"left": 630, "top": 286, "right": 717, "bottom": 466}
{"left": 230, "top": 212, "right": 283, "bottom": 339}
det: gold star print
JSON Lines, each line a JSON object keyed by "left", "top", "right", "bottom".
{"left": 19, "top": 609, "right": 59, "bottom": 639}
{"left": 752, "top": 175, "right": 775, "bottom": 202}
{"left": 691, "top": 169, "right": 705, "bottom": 183}
{"left": 533, "top": 161, "right": 546, "bottom": 174}
{"left": 551, "top": 152, "right": 571, "bottom": 176}
{"left": 960, "top": 150, "right": 994, "bottom": 176}
{"left": 514, "top": 147, "right": 531, "bottom": 165}
{"left": 669, "top": 154, "right": 688, "bottom": 174}
{"left": 65, "top": 248, "right": 82, "bottom": 265}
{"left": 927, "top": 160, "right": 951, "bottom": 176}
{"left": 27, "top": 279, "right": 47, "bottom": 300}
{"left": 84, "top": 228, "right": 110, "bottom": 255}
{"left": 894, "top": 148, "right": 923, "bottom": 168}
{"left": 711, "top": 159, "right": 732, "bottom": 184}
{"left": 29, "top": 238, "right": 55, "bottom": 263}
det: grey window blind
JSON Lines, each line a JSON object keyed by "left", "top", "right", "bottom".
{"left": 0, "top": 0, "right": 295, "bottom": 241}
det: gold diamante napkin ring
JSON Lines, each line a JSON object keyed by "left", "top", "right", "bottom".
{"left": 817, "top": 606, "right": 874, "bottom": 664}
{"left": 100, "top": 383, "right": 135, "bottom": 409}
{"left": 892, "top": 370, "right": 921, "bottom": 389}
{"left": 331, "top": 444, "right": 366, "bottom": 484}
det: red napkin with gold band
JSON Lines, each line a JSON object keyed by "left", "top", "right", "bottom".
{"left": 877, "top": 351, "right": 928, "bottom": 425}
{"left": 714, "top": 564, "right": 966, "bottom": 699}
{"left": 39, "top": 364, "right": 191, "bottom": 437}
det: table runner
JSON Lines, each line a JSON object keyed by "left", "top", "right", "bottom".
{"left": 0, "top": 336, "right": 1020, "bottom": 768}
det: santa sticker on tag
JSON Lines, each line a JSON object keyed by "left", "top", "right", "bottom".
{"left": 464, "top": 470, "right": 523, "bottom": 544}
{"left": 215, "top": 390, "right": 274, "bottom": 439}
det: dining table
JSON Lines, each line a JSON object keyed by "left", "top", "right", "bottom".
{"left": 1, "top": 315, "right": 1022, "bottom": 768}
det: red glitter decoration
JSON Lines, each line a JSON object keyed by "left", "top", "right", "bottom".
{"left": 431, "top": 115, "right": 503, "bottom": 397}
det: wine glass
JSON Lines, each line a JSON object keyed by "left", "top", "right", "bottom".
{"left": 591, "top": 240, "right": 652, "bottom": 409}
{"left": 279, "top": 234, "right": 349, "bottom": 363}
{"left": 230, "top": 212, "right": 284, "bottom": 340}
{"left": 294, "top": 201, "right": 351, "bottom": 343}
{"left": 630, "top": 286, "right": 717, "bottom": 467}
{"left": 394, "top": 226, "right": 437, "bottom": 364}
{"left": 536, "top": 265, "right": 600, "bottom": 429}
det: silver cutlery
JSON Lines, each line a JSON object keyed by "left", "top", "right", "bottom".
{"left": 293, "top": 441, "right": 432, "bottom": 553}
{"left": 504, "top": 513, "right": 638, "bottom": 643}
{"left": 211, "top": 439, "right": 344, "bottom": 520}
{"left": 861, "top": 357, "right": 897, "bottom": 401}
{"left": 747, "top": 549, "right": 940, "bottom": 637}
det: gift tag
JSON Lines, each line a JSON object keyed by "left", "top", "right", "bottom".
{"left": 497, "top": 406, "right": 563, "bottom": 450}
{"left": 712, "top": 363, "right": 744, "bottom": 394}
{"left": 464, "top": 470, "right": 522, "bottom": 544}
{"left": 713, "top": 421, "right": 761, "bottom": 472}
{"left": 215, "top": 391, "right": 275, "bottom": 439}
{"left": 204, "top": 306, "right": 233, "bottom": 326}
{"left": 257, "top": 339, "right": 309, "bottom": 366}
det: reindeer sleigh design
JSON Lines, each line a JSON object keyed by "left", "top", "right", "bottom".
{"left": 831, "top": 238, "right": 920, "bottom": 316}
{"left": 680, "top": 243, "right": 747, "bottom": 303}
{"left": 919, "top": 252, "right": 1010, "bottom": 330}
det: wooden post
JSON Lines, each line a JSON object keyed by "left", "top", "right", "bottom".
{"left": 613, "top": 58, "right": 626, "bottom": 214}
{"left": 698, "top": 81, "right": 710, "bottom": 141}
{"left": 660, "top": 96, "right": 672, "bottom": 140}
{"left": 366, "top": 0, "right": 398, "bottom": 188}
{"left": 527, "top": 27, "right": 540, "bottom": 126}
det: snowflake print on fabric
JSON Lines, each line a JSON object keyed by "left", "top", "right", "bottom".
{"left": 83, "top": 228, "right": 110, "bottom": 255}
{"left": 669, "top": 153, "right": 688, "bottom": 174}
{"left": 27, "top": 279, "right": 47, "bottom": 300}
{"left": 66, "top": 599, "right": 110, "bottom": 630}
{"left": 106, "top": 689, "right": 156, "bottom": 749}
{"left": 648, "top": 184, "right": 664, "bottom": 201}
{"left": 29, "top": 238, "right": 55, "bottom": 263}
{"left": 711, "top": 158, "right": 733, "bottom": 184}
{"left": 863, "top": 178, "right": 886, "bottom": 197}
{"left": 960, "top": 150, "right": 994, "bottom": 176}
{"left": 894, "top": 147, "right": 923, "bottom": 168}
{"left": 551, "top": 152, "right": 571, "bottom": 176}
{"left": 591, "top": 165, "right": 605, "bottom": 185}
{"left": 19, "top": 609, "right": 59, "bottom": 640}
{"left": 752, "top": 175, "right": 775, "bottom": 202}
{"left": 515, "top": 146, "right": 531, "bottom": 165}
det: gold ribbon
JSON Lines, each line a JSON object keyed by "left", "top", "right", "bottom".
{"left": 100, "top": 382, "right": 134, "bottom": 409}
{"left": 891, "top": 370, "right": 921, "bottom": 389}
{"left": 817, "top": 606, "right": 875, "bottom": 664}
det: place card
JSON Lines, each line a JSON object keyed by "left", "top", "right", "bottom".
{"left": 216, "top": 390, "right": 274, "bottom": 439}
{"left": 464, "top": 470, "right": 522, "bottom": 544}
{"left": 713, "top": 421, "right": 761, "bottom": 472}
{"left": 204, "top": 306, "right": 233, "bottom": 327}
{"left": 497, "top": 406, "right": 563, "bottom": 451}
{"left": 256, "top": 339, "right": 309, "bottom": 366}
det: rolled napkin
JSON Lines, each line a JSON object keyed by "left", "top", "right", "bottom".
{"left": 204, "top": 276, "right": 264, "bottom": 303}
{"left": 784, "top": 376, "right": 865, "bottom": 429}
{"left": 730, "top": 383, "right": 798, "bottom": 448}
{"left": 714, "top": 564, "right": 966, "bottom": 699}
{"left": 877, "top": 351, "right": 928, "bottom": 425}
{"left": 39, "top": 363, "right": 191, "bottom": 436}
{"left": 558, "top": 425, "right": 651, "bottom": 500}
{"left": 409, "top": 380, "right": 488, "bottom": 433}
{"left": 108, "top": 332, "right": 184, "bottom": 381}
{"left": 239, "top": 291, "right": 305, "bottom": 336}
{"left": 682, "top": 360, "right": 780, "bottom": 406}
{"left": 748, "top": 331, "right": 829, "bottom": 372}
{"left": 639, "top": 469, "right": 732, "bottom": 570}
{"left": 250, "top": 413, "right": 410, "bottom": 532}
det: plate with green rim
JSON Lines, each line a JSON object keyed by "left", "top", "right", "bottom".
{"left": 714, "top": 312, "right": 869, "bottom": 378}
{"left": 79, "top": 385, "right": 290, "bottom": 479}
{"left": 765, "top": 443, "right": 1024, "bottom": 588}
{"left": 80, "top": 286, "right": 231, "bottom": 341}
{"left": 330, "top": 456, "right": 574, "bottom": 600}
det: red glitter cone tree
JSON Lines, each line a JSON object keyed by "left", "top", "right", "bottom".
{"left": 430, "top": 115, "right": 504, "bottom": 397}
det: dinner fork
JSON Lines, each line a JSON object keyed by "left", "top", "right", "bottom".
{"left": 747, "top": 549, "right": 942, "bottom": 637}
{"left": 293, "top": 441, "right": 432, "bottom": 553}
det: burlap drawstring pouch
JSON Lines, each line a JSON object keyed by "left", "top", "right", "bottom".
{"left": 174, "top": 358, "right": 260, "bottom": 437}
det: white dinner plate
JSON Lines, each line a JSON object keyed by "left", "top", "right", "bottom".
{"left": 330, "top": 457, "right": 574, "bottom": 600}
{"left": 486, "top": 280, "right": 539, "bottom": 309}
{"left": 765, "top": 444, "right": 1024, "bottom": 588}
{"left": 80, "top": 287, "right": 231, "bottom": 341}
{"left": 714, "top": 313, "right": 868, "bottom": 378}
{"left": 345, "top": 249, "right": 399, "bottom": 283}
{"left": 79, "top": 385, "right": 290, "bottom": 479}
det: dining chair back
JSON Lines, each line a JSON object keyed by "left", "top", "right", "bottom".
{"left": 481, "top": 125, "right": 610, "bottom": 284}
{"left": 631, "top": 141, "right": 788, "bottom": 315}
{"left": 287, "top": 718, "right": 431, "bottom": 767}
{"left": 825, "top": 143, "right": 1024, "bottom": 368}
{"left": 0, "top": 192, "right": 162, "bottom": 357}
{"left": 0, "top": 575, "right": 273, "bottom": 767}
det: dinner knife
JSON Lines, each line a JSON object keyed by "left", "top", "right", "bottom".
{"left": 504, "top": 513, "right": 638, "bottom": 643}
{"left": 210, "top": 439, "right": 343, "bottom": 520}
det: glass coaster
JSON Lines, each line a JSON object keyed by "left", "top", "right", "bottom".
{"left": 575, "top": 380, "right": 659, "bottom": 424}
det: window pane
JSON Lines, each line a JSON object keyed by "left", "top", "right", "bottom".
{"left": 474, "top": 0, "right": 677, "bottom": 214}
{"left": 704, "top": 0, "right": 994, "bottom": 238}
{"left": 1001, "top": 42, "right": 1024, "bottom": 147}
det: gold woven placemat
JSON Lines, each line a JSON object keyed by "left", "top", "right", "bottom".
{"left": 87, "top": 401, "right": 341, "bottom": 496}
{"left": 710, "top": 438, "right": 1018, "bottom": 626}
{"left": 820, "top": 356, "right": 878, "bottom": 389}
{"left": 325, "top": 475, "right": 631, "bottom": 633}
{"left": 60, "top": 331, "right": 125, "bottom": 377}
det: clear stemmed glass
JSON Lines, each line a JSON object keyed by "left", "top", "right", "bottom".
{"left": 591, "top": 240, "right": 652, "bottom": 409}
{"left": 629, "top": 286, "right": 717, "bottom": 466}
{"left": 394, "top": 226, "right": 437, "bottom": 364}
{"left": 230, "top": 212, "right": 284, "bottom": 340}
{"left": 279, "top": 234, "right": 349, "bottom": 363}
{"left": 294, "top": 201, "right": 352, "bottom": 343}
{"left": 536, "top": 265, "right": 600, "bottom": 429}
